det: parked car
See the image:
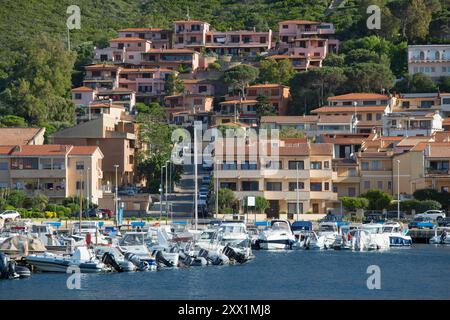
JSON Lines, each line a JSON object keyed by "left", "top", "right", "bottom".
{"left": 202, "top": 159, "right": 213, "bottom": 170}
{"left": 415, "top": 210, "right": 446, "bottom": 221}
{"left": 99, "top": 208, "right": 114, "bottom": 219}
{"left": 408, "top": 216, "right": 434, "bottom": 229}
{"left": 73, "top": 208, "right": 101, "bottom": 219}
{"left": 0, "top": 210, "right": 20, "bottom": 221}
{"left": 384, "top": 211, "right": 407, "bottom": 220}
{"left": 437, "top": 217, "right": 450, "bottom": 227}
{"left": 363, "top": 213, "right": 384, "bottom": 224}
{"left": 201, "top": 175, "right": 211, "bottom": 185}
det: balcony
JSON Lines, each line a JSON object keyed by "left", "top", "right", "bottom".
{"left": 10, "top": 169, "right": 66, "bottom": 179}
{"left": 263, "top": 191, "right": 310, "bottom": 201}
{"left": 216, "top": 169, "right": 262, "bottom": 179}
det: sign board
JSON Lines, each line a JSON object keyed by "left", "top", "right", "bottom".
{"left": 247, "top": 196, "right": 255, "bottom": 207}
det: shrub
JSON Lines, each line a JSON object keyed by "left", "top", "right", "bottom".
{"left": 361, "top": 189, "right": 392, "bottom": 210}
{"left": 3, "top": 205, "right": 16, "bottom": 211}
{"left": 44, "top": 211, "right": 57, "bottom": 219}
{"left": 416, "top": 200, "right": 442, "bottom": 213}
{"left": 413, "top": 189, "right": 440, "bottom": 201}
{"left": 208, "top": 62, "right": 221, "bottom": 71}
{"left": 340, "top": 197, "right": 369, "bottom": 211}
{"left": 31, "top": 211, "right": 44, "bottom": 218}
{"left": 7, "top": 190, "right": 27, "bottom": 208}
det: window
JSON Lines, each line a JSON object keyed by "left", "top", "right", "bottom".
{"left": 402, "top": 101, "right": 410, "bottom": 108}
{"left": 364, "top": 181, "right": 370, "bottom": 189}
{"left": 76, "top": 161, "right": 85, "bottom": 170}
{"left": 420, "top": 101, "right": 434, "bottom": 108}
{"left": 367, "top": 113, "right": 372, "bottom": 121}
{"left": 128, "top": 55, "right": 134, "bottom": 60}
{"left": 376, "top": 113, "right": 382, "bottom": 120}
{"left": 240, "top": 161, "right": 257, "bottom": 170}
{"left": 10, "top": 158, "right": 38, "bottom": 170}
{"left": 266, "top": 182, "right": 282, "bottom": 191}
{"left": 387, "top": 181, "right": 392, "bottom": 190}
{"left": 310, "top": 182, "right": 322, "bottom": 191}
{"left": 242, "top": 181, "right": 259, "bottom": 191}
{"left": 348, "top": 187, "right": 356, "bottom": 197}
{"left": 288, "top": 161, "right": 304, "bottom": 170}
{"left": 118, "top": 43, "right": 124, "bottom": 49}
{"left": 76, "top": 181, "right": 85, "bottom": 190}
{"left": 310, "top": 161, "right": 322, "bottom": 170}
{"left": 220, "top": 182, "right": 236, "bottom": 191}
{"left": 372, "top": 160, "right": 381, "bottom": 170}
{"left": 0, "top": 162, "right": 8, "bottom": 170}
{"left": 199, "top": 86, "right": 207, "bottom": 93}
{"left": 288, "top": 203, "right": 303, "bottom": 215}
{"left": 74, "top": 93, "right": 82, "bottom": 100}
{"left": 289, "top": 182, "right": 305, "bottom": 191}
{"left": 324, "top": 182, "right": 330, "bottom": 191}
{"left": 260, "top": 37, "right": 266, "bottom": 43}
{"left": 363, "top": 101, "right": 377, "bottom": 105}
{"left": 324, "top": 161, "right": 330, "bottom": 169}
{"left": 377, "top": 181, "right": 383, "bottom": 189}
{"left": 443, "top": 98, "right": 450, "bottom": 105}
{"left": 282, "top": 25, "right": 288, "bottom": 29}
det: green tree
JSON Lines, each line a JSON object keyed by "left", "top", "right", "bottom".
{"left": 340, "top": 197, "right": 369, "bottom": 212}
{"left": 416, "top": 200, "right": 442, "bottom": 213}
{"left": 438, "top": 76, "right": 450, "bottom": 92}
{"left": 223, "top": 64, "right": 259, "bottom": 98}
{"left": 1, "top": 34, "right": 76, "bottom": 125}
{"left": 279, "top": 127, "right": 305, "bottom": 139}
{"left": 215, "top": 188, "right": 237, "bottom": 214}
{"left": 255, "top": 94, "right": 276, "bottom": 118}
{"left": 344, "top": 63, "right": 395, "bottom": 93}
{"left": 0, "top": 115, "right": 27, "bottom": 127}
{"left": 7, "top": 190, "right": 27, "bottom": 208}
{"left": 323, "top": 53, "right": 345, "bottom": 68}
{"left": 394, "top": 73, "right": 438, "bottom": 93}
{"left": 361, "top": 189, "right": 393, "bottom": 210}
{"left": 258, "top": 58, "right": 295, "bottom": 85}
{"left": 254, "top": 196, "right": 269, "bottom": 214}
{"left": 164, "top": 73, "right": 185, "bottom": 96}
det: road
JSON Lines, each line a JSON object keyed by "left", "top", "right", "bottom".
{"left": 147, "top": 159, "right": 211, "bottom": 220}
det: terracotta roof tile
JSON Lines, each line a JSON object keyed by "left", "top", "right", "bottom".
{"left": 0, "top": 128, "right": 44, "bottom": 146}
{"left": 312, "top": 106, "right": 388, "bottom": 113}
{"left": 69, "top": 146, "right": 99, "bottom": 156}
{"left": 9, "top": 145, "right": 72, "bottom": 157}
{"left": 110, "top": 37, "right": 149, "bottom": 42}
{"left": 260, "top": 116, "right": 317, "bottom": 123}
{"left": 72, "top": 86, "right": 95, "bottom": 93}
{"left": 327, "top": 93, "right": 389, "bottom": 101}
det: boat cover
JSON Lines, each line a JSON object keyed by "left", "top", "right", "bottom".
{"left": 0, "top": 235, "right": 46, "bottom": 254}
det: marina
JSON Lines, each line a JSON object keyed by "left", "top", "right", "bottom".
{"left": 1, "top": 244, "right": 449, "bottom": 300}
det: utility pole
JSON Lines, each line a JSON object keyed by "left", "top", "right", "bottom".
{"left": 86, "top": 167, "right": 90, "bottom": 217}
{"left": 114, "top": 164, "right": 119, "bottom": 227}
{"left": 194, "top": 121, "right": 199, "bottom": 230}
{"left": 397, "top": 159, "right": 401, "bottom": 220}
{"left": 79, "top": 170, "right": 83, "bottom": 234}
{"left": 215, "top": 159, "right": 219, "bottom": 219}
{"left": 165, "top": 160, "right": 169, "bottom": 224}
{"left": 160, "top": 165, "right": 165, "bottom": 223}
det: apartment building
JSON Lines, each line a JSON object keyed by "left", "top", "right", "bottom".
{"left": 174, "top": 20, "right": 272, "bottom": 56}
{"left": 382, "top": 111, "right": 443, "bottom": 137}
{"left": 118, "top": 67, "right": 176, "bottom": 103}
{"left": 141, "top": 49, "right": 201, "bottom": 72}
{"left": 183, "top": 79, "right": 215, "bottom": 96}
{"left": 95, "top": 38, "right": 152, "bottom": 65}
{"left": 164, "top": 94, "right": 214, "bottom": 121}
{"left": 311, "top": 93, "right": 393, "bottom": 134}
{"left": 439, "top": 93, "right": 450, "bottom": 117}
{"left": 72, "top": 87, "right": 136, "bottom": 124}
{"left": 51, "top": 114, "right": 141, "bottom": 187}
{"left": 244, "top": 84, "right": 291, "bottom": 115}
{"left": 215, "top": 139, "right": 338, "bottom": 217}
{"left": 0, "top": 145, "right": 103, "bottom": 204}
{"left": 117, "top": 28, "right": 172, "bottom": 49}
{"left": 273, "top": 20, "right": 339, "bottom": 71}
{"left": 408, "top": 45, "right": 450, "bottom": 80}
{"left": 260, "top": 115, "right": 318, "bottom": 137}
{"left": 83, "top": 64, "right": 120, "bottom": 90}
{"left": 215, "top": 99, "right": 259, "bottom": 127}
{"left": 0, "top": 128, "right": 45, "bottom": 146}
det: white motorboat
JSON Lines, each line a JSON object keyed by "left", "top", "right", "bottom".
{"left": 95, "top": 246, "right": 137, "bottom": 272}
{"left": 316, "top": 222, "right": 341, "bottom": 249}
{"left": 26, "top": 246, "right": 107, "bottom": 273}
{"left": 119, "top": 232, "right": 154, "bottom": 260}
{"left": 69, "top": 221, "right": 109, "bottom": 245}
{"left": 430, "top": 227, "right": 450, "bottom": 244}
{"left": 358, "top": 223, "right": 390, "bottom": 250}
{"left": 257, "top": 220, "right": 296, "bottom": 250}
{"left": 382, "top": 221, "right": 412, "bottom": 247}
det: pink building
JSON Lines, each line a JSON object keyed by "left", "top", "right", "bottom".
{"left": 174, "top": 20, "right": 272, "bottom": 56}
{"left": 94, "top": 38, "right": 152, "bottom": 65}
{"left": 118, "top": 68, "right": 177, "bottom": 103}
{"left": 274, "top": 20, "right": 339, "bottom": 71}
{"left": 183, "top": 79, "right": 215, "bottom": 96}
{"left": 83, "top": 64, "right": 120, "bottom": 90}
{"left": 117, "top": 28, "right": 172, "bottom": 49}
{"left": 140, "top": 49, "right": 201, "bottom": 72}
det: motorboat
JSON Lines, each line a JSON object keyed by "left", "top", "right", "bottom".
{"left": 257, "top": 220, "right": 296, "bottom": 250}
{"left": 68, "top": 221, "right": 109, "bottom": 245}
{"left": 358, "top": 223, "right": 390, "bottom": 250}
{"left": 119, "top": 232, "right": 154, "bottom": 261}
{"left": 25, "top": 246, "right": 107, "bottom": 273}
{"left": 430, "top": 227, "right": 450, "bottom": 244}
{"left": 382, "top": 221, "right": 412, "bottom": 246}
{"left": 95, "top": 246, "right": 137, "bottom": 272}
{"left": 316, "top": 222, "right": 341, "bottom": 249}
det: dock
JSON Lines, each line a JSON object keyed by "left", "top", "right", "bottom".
{"left": 409, "top": 229, "right": 437, "bottom": 244}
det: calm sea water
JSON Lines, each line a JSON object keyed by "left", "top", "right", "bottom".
{"left": 1, "top": 244, "right": 449, "bottom": 300}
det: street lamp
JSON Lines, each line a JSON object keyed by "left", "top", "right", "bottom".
{"left": 165, "top": 160, "right": 170, "bottom": 224}
{"left": 114, "top": 164, "right": 119, "bottom": 227}
{"left": 160, "top": 165, "right": 166, "bottom": 223}
{"left": 396, "top": 159, "right": 401, "bottom": 220}
{"left": 296, "top": 161, "right": 300, "bottom": 222}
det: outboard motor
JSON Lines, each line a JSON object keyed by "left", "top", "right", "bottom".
{"left": 153, "top": 250, "right": 174, "bottom": 268}
{"left": 178, "top": 250, "right": 193, "bottom": 267}
{"left": 102, "top": 252, "right": 123, "bottom": 272}
{"left": 7, "top": 261, "right": 19, "bottom": 279}
{"left": 222, "top": 245, "right": 247, "bottom": 264}
{"left": 0, "top": 252, "right": 8, "bottom": 279}
{"left": 124, "top": 252, "right": 150, "bottom": 271}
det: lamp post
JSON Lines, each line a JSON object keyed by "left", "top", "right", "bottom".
{"left": 86, "top": 167, "right": 90, "bottom": 216}
{"left": 396, "top": 159, "right": 401, "bottom": 220}
{"left": 114, "top": 164, "right": 119, "bottom": 227}
{"left": 78, "top": 169, "right": 83, "bottom": 234}
{"left": 165, "top": 160, "right": 170, "bottom": 224}
{"left": 160, "top": 165, "right": 165, "bottom": 223}
{"left": 215, "top": 158, "right": 219, "bottom": 219}
{"left": 296, "top": 161, "right": 300, "bottom": 222}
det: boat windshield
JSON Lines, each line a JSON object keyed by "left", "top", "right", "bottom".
{"left": 199, "top": 231, "right": 215, "bottom": 240}
{"left": 220, "top": 225, "right": 245, "bottom": 234}
{"left": 272, "top": 222, "right": 289, "bottom": 231}
{"left": 319, "top": 224, "right": 337, "bottom": 232}
{"left": 119, "top": 233, "right": 145, "bottom": 246}
{"left": 382, "top": 226, "right": 394, "bottom": 233}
